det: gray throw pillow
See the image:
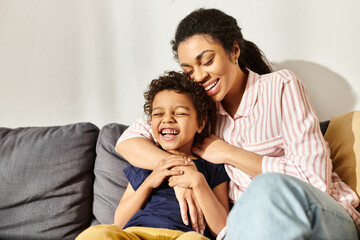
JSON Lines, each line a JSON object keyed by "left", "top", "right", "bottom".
{"left": 92, "top": 123, "right": 130, "bottom": 225}
{"left": 0, "top": 123, "right": 99, "bottom": 240}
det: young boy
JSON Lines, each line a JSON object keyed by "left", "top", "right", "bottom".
{"left": 76, "top": 71, "right": 229, "bottom": 239}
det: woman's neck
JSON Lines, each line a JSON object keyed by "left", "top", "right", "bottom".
{"left": 221, "top": 68, "right": 248, "bottom": 118}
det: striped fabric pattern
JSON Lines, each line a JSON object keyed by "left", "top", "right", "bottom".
{"left": 117, "top": 69, "right": 360, "bottom": 232}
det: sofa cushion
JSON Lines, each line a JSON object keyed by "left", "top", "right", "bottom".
{"left": 324, "top": 111, "right": 360, "bottom": 207}
{"left": 320, "top": 120, "right": 330, "bottom": 136}
{"left": 0, "top": 123, "right": 99, "bottom": 240}
{"left": 92, "top": 123, "right": 130, "bottom": 225}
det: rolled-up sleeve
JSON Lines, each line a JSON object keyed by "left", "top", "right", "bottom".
{"left": 116, "top": 118, "right": 155, "bottom": 146}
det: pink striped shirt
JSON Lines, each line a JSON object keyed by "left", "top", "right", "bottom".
{"left": 117, "top": 69, "right": 360, "bottom": 232}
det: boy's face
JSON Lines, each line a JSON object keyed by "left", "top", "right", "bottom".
{"left": 151, "top": 90, "right": 204, "bottom": 155}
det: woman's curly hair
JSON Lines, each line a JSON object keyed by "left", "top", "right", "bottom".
{"left": 144, "top": 71, "right": 215, "bottom": 141}
{"left": 171, "top": 8, "right": 272, "bottom": 75}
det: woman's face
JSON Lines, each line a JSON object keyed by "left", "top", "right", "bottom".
{"left": 177, "top": 34, "right": 239, "bottom": 103}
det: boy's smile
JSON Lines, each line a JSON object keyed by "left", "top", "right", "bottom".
{"left": 160, "top": 127, "right": 179, "bottom": 141}
{"left": 151, "top": 90, "right": 204, "bottom": 156}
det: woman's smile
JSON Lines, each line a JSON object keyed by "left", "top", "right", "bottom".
{"left": 203, "top": 78, "right": 220, "bottom": 96}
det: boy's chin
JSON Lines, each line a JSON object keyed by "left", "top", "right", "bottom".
{"left": 165, "top": 149, "right": 189, "bottom": 156}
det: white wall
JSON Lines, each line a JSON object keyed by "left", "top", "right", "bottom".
{"left": 1, "top": 0, "right": 359, "bottom": 128}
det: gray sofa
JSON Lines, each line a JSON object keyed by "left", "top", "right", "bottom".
{"left": 0, "top": 120, "right": 334, "bottom": 240}
{"left": 0, "top": 123, "right": 130, "bottom": 240}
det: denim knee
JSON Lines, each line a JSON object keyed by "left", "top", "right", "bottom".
{"left": 244, "top": 173, "right": 304, "bottom": 200}
{"left": 225, "top": 173, "right": 359, "bottom": 240}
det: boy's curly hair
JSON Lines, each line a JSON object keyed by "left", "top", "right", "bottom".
{"left": 144, "top": 71, "right": 215, "bottom": 141}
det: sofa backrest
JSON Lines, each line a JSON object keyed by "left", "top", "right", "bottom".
{"left": 0, "top": 123, "right": 99, "bottom": 240}
{"left": 92, "top": 123, "right": 130, "bottom": 225}
{"left": 324, "top": 110, "right": 360, "bottom": 211}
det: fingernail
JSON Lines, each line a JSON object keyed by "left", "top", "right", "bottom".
{"left": 201, "top": 229, "right": 204, "bottom": 235}
{"left": 184, "top": 219, "right": 188, "bottom": 225}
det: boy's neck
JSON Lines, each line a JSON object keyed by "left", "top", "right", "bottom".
{"left": 166, "top": 149, "right": 198, "bottom": 160}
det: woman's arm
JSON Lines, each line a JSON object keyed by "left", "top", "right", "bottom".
{"left": 116, "top": 118, "right": 171, "bottom": 169}
{"left": 260, "top": 71, "right": 331, "bottom": 190}
{"left": 193, "top": 135, "right": 263, "bottom": 178}
{"left": 193, "top": 70, "right": 330, "bottom": 191}
{"left": 116, "top": 137, "right": 171, "bottom": 169}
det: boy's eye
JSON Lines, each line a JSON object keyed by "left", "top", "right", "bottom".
{"left": 175, "top": 112, "right": 188, "bottom": 116}
{"left": 152, "top": 113, "right": 163, "bottom": 117}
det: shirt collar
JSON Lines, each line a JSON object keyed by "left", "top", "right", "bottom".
{"left": 217, "top": 69, "right": 260, "bottom": 118}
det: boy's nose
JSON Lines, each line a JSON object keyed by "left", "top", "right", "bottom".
{"left": 162, "top": 114, "right": 175, "bottom": 123}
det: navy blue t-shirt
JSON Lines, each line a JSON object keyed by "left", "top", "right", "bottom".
{"left": 123, "top": 158, "right": 229, "bottom": 237}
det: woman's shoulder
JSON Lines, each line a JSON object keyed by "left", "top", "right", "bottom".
{"left": 258, "top": 69, "right": 299, "bottom": 84}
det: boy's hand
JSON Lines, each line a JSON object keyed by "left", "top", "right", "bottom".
{"left": 168, "top": 163, "right": 203, "bottom": 189}
{"left": 146, "top": 155, "right": 189, "bottom": 189}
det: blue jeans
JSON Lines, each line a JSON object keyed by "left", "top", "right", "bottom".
{"left": 224, "top": 173, "right": 358, "bottom": 240}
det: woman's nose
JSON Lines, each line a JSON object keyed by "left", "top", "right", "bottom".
{"left": 193, "top": 68, "right": 208, "bottom": 83}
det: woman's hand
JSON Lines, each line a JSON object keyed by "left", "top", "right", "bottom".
{"left": 192, "top": 134, "right": 232, "bottom": 164}
{"left": 194, "top": 134, "right": 263, "bottom": 177}
{"left": 172, "top": 186, "right": 205, "bottom": 234}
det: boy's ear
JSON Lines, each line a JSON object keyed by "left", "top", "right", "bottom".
{"left": 197, "top": 119, "right": 207, "bottom": 133}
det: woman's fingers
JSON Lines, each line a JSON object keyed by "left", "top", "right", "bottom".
{"left": 161, "top": 156, "right": 191, "bottom": 170}
{"left": 195, "top": 198, "right": 205, "bottom": 234}
{"left": 173, "top": 186, "right": 189, "bottom": 226}
{"left": 187, "top": 195, "right": 199, "bottom": 232}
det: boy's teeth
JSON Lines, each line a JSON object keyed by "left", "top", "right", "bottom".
{"left": 161, "top": 129, "right": 179, "bottom": 135}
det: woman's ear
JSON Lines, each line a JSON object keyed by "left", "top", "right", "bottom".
{"left": 232, "top": 41, "right": 240, "bottom": 63}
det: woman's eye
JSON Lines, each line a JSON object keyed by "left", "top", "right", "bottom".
{"left": 185, "top": 70, "right": 193, "bottom": 77}
{"left": 203, "top": 58, "right": 213, "bottom": 66}
{"left": 152, "top": 113, "right": 162, "bottom": 117}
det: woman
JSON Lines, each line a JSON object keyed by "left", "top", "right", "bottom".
{"left": 117, "top": 8, "right": 359, "bottom": 239}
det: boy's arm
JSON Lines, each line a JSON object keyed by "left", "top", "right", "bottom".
{"left": 193, "top": 180, "right": 229, "bottom": 236}
{"left": 114, "top": 157, "right": 188, "bottom": 229}
{"left": 116, "top": 120, "right": 205, "bottom": 232}
{"left": 114, "top": 182, "right": 153, "bottom": 229}
{"left": 169, "top": 166, "right": 229, "bottom": 236}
